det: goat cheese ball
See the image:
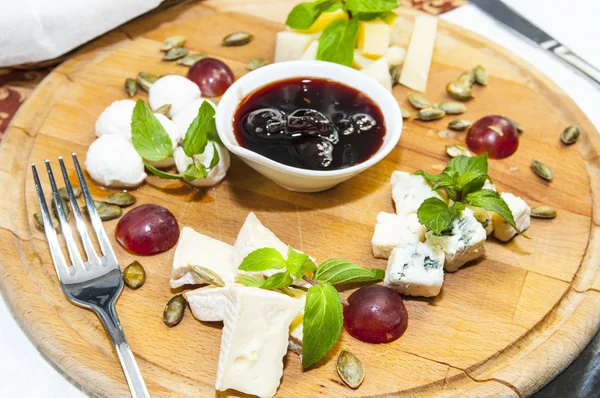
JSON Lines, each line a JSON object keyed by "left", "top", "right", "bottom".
{"left": 171, "top": 98, "right": 217, "bottom": 134}
{"left": 149, "top": 75, "right": 201, "bottom": 118}
{"left": 173, "top": 143, "right": 230, "bottom": 187}
{"left": 146, "top": 113, "right": 183, "bottom": 169}
{"left": 94, "top": 99, "right": 136, "bottom": 140}
{"left": 85, "top": 134, "right": 146, "bottom": 187}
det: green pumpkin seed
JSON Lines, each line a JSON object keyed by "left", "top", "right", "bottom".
{"left": 457, "top": 71, "right": 475, "bottom": 87}
{"left": 177, "top": 53, "right": 208, "bottom": 66}
{"left": 52, "top": 196, "right": 70, "bottom": 221}
{"left": 473, "top": 65, "right": 488, "bottom": 85}
{"left": 247, "top": 58, "right": 268, "bottom": 71}
{"left": 125, "top": 78, "right": 138, "bottom": 97}
{"left": 191, "top": 265, "right": 225, "bottom": 287}
{"left": 58, "top": 186, "right": 81, "bottom": 201}
{"left": 33, "top": 213, "right": 60, "bottom": 233}
{"left": 223, "top": 31, "right": 253, "bottom": 47}
{"left": 400, "top": 106, "right": 412, "bottom": 120}
{"left": 160, "top": 35, "right": 186, "bottom": 52}
{"left": 446, "top": 82, "right": 473, "bottom": 101}
{"left": 506, "top": 117, "right": 524, "bottom": 133}
{"left": 154, "top": 103, "right": 171, "bottom": 116}
{"left": 107, "top": 192, "right": 137, "bottom": 207}
{"left": 448, "top": 119, "right": 471, "bottom": 131}
{"left": 123, "top": 261, "right": 146, "bottom": 289}
{"left": 337, "top": 350, "right": 365, "bottom": 389}
{"left": 446, "top": 144, "right": 472, "bottom": 158}
{"left": 436, "top": 101, "right": 467, "bottom": 115}
{"left": 164, "top": 295, "right": 186, "bottom": 326}
{"left": 531, "top": 205, "right": 557, "bottom": 219}
{"left": 389, "top": 65, "right": 402, "bottom": 85}
{"left": 407, "top": 93, "right": 431, "bottom": 110}
{"left": 83, "top": 201, "right": 122, "bottom": 221}
{"left": 163, "top": 47, "right": 188, "bottom": 61}
{"left": 531, "top": 160, "right": 553, "bottom": 181}
{"left": 417, "top": 107, "right": 445, "bottom": 121}
{"left": 136, "top": 72, "right": 159, "bottom": 92}
{"left": 560, "top": 125, "right": 580, "bottom": 145}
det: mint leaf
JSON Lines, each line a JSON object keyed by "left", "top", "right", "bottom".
{"left": 131, "top": 99, "right": 173, "bottom": 161}
{"left": 144, "top": 163, "right": 183, "bottom": 179}
{"left": 313, "top": 259, "right": 384, "bottom": 284}
{"left": 461, "top": 174, "right": 489, "bottom": 197}
{"left": 465, "top": 189, "right": 523, "bottom": 235}
{"left": 446, "top": 153, "right": 488, "bottom": 178}
{"left": 236, "top": 275, "right": 264, "bottom": 287}
{"left": 316, "top": 18, "right": 359, "bottom": 67}
{"left": 417, "top": 197, "right": 454, "bottom": 234}
{"left": 285, "top": 0, "right": 337, "bottom": 29}
{"left": 209, "top": 143, "right": 220, "bottom": 169}
{"left": 183, "top": 162, "right": 208, "bottom": 182}
{"left": 302, "top": 283, "right": 343, "bottom": 368}
{"left": 414, "top": 170, "right": 441, "bottom": 185}
{"left": 345, "top": 0, "right": 398, "bottom": 13}
{"left": 286, "top": 246, "right": 311, "bottom": 278}
{"left": 238, "top": 248, "right": 287, "bottom": 272}
{"left": 183, "top": 101, "right": 215, "bottom": 157}
{"left": 260, "top": 271, "right": 294, "bottom": 289}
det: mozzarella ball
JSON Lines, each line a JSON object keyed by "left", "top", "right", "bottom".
{"left": 149, "top": 75, "right": 201, "bottom": 117}
{"left": 171, "top": 98, "right": 217, "bottom": 135}
{"left": 173, "top": 143, "right": 230, "bottom": 187}
{"left": 85, "top": 135, "right": 146, "bottom": 188}
{"left": 146, "top": 113, "right": 183, "bottom": 169}
{"left": 95, "top": 99, "right": 135, "bottom": 140}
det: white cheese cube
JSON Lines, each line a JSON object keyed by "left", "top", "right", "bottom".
{"left": 357, "top": 20, "right": 390, "bottom": 59}
{"left": 170, "top": 227, "right": 236, "bottom": 288}
{"left": 184, "top": 287, "right": 229, "bottom": 322}
{"left": 492, "top": 193, "right": 531, "bottom": 242}
{"left": 360, "top": 57, "right": 392, "bottom": 92}
{"left": 216, "top": 286, "right": 302, "bottom": 398}
{"left": 398, "top": 15, "right": 437, "bottom": 92}
{"left": 425, "top": 208, "right": 487, "bottom": 272}
{"left": 468, "top": 204, "right": 493, "bottom": 235}
{"left": 300, "top": 40, "right": 319, "bottom": 60}
{"left": 387, "top": 45, "right": 407, "bottom": 66}
{"left": 384, "top": 242, "right": 445, "bottom": 297}
{"left": 371, "top": 212, "right": 425, "bottom": 259}
{"left": 391, "top": 171, "right": 444, "bottom": 216}
{"left": 351, "top": 48, "right": 374, "bottom": 69}
{"left": 274, "top": 31, "right": 314, "bottom": 62}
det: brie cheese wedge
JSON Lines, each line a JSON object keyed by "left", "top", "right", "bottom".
{"left": 391, "top": 171, "right": 444, "bottom": 216}
{"left": 185, "top": 286, "right": 229, "bottom": 322}
{"left": 371, "top": 212, "right": 425, "bottom": 259}
{"left": 492, "top": 193, "right": 531, "bottom": 242}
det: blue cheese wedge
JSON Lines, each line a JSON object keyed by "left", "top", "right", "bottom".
{"left": 215, "top": 286, "right": 302, "bottom": 398}
{"left": 492, "top": 193, "right": 531, "bottom": 242}
{"left": 170, "top": 227, "right": 236, "bottom": 288}
{"left": 371, "top": 212, "right": 425, "bottom": 259}
{"left": 391, "top": 171, "right": 444, "bottom": 216}
{"left": 184, "top": 287, "right": 229, "bottom": 322}
{"left": 384, "top": 242, "right": 445, "bottom": 297}
{"left": 425, "top": 208, "right": 487, "bottom": 272}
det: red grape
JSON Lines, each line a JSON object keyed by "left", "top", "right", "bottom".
{"left": 115, "top": 204, "right": 179, "bottom": 255}
{"left": 187, "top": 58, "right": 234, "bottom": 97}
{"left": 466, "top": 115, "right": 519, "bottom": 159}
{"left": 343, "top": 286, "right": 408, "bottom": 344}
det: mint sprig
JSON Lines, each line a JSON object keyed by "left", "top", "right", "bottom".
{"left": 313, "top": 259, "right": 384, "bottom": 284}
{"left": 131, "top": 100, "right": 173, "bottom": 162}
{"left": 316, "top": 18, "right": 359, "bottom": 67}
{"left": 285, "top": 0, "right": 341, "bottom": 30}
{"left": 345, "top": 0, "right": 398, "bottom": 13}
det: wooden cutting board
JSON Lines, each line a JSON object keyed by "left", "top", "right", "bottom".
{"left": 1, "top": 1, "right": 600, "bottom": 397}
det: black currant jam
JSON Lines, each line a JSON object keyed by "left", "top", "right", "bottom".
{"left": 233, "top": 77, "right": 385, "bottom": 170}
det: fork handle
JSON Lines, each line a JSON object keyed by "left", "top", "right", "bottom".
{"left": 96, "top": 304, "right": 151, "bottom": 398}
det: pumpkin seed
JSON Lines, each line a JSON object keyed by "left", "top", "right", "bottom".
{"left": 33, "top": 213, "right": 60, "bottom": 233}
{"left": 163, "top": 47, "right": 188, "bottom": 61}
{"left": 389, "top": 65, "right": 402, "bottom": 85}
{"left": 473, "top": 65, "right": 488, "bottom": 85}
{"left": 400, "top": 106, "right": 412, "bottom": 119}
{"left": 416, "top": 107, "right": 445, "bottom": 121}
{"left": 163, "top": 295, "right": 186, "bottom": 326}
{"left": 337, "top": 350, "right": 365, "bottom": 389}
{"left": 531, "top": 205, "right": 557, "bottom": 219}
{"left": 407, "top": 93, "right": 431, "bottom": 110}
{"left": 107, "top": 192, "right": 137, "bottom": 207}
{"left": 223, "top": 31, "right": 253, "bottom": 47}
{"left": 177, "top": 53, "right": 208, "bottom": 66}
{"left": 123, "top": 261, "right": 146, "bottom": 289}
{"left": 58, "top": 186, "right": 81, "bottom": 201}
{"left": 246, "top": 58, "right": 268, "bottom": 71}
{"left": 446, "top": 144, "right": 472, "bottom": 158}
{"left": 191, "top": 265, "right": 225, "bottom": 287}
{"left": 436, "top": 101, "right": 467, "bottom": 115}
{"left": 506, "top": 117, "right": 524, "bottom": 133}
{"left": 560, "top": 125, "right": 580, "bottom": 145}
{"left": 52, "top": 196, "right": 70, "bottom": 221}
{"left": 446, "top": 82, "right": 473, "bottom": 101}
{"left": 154, "top": 103, "right": 171, "bottom": 116}
{"left": 448, "top": 119, "right": 471, "bottom": 131}
{"left": 83, "top": 201, "right": 122, "bottom": 221}
{"left": 125, "top": 78, "right": 138, "bottom": 97}
{"left": 457, "top": 71, "right": 475, "bottom": 87}
{"left": 136, "top": 72, "right": 159, "bottom": 92}
{"left": 160, "top": 35, "right": 186, "bottom": 52}
{"left": 531, "top": 160, "right": 553, "bottom": 181}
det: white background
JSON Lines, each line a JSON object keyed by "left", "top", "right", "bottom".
{"left": 1, "top": 0, "right": 599, "bottom": 396}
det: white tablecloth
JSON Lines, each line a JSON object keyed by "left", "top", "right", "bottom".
{"left": 1, "top": 0, "right": 599, "bottom": 396}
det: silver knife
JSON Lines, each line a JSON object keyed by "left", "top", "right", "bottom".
{"left": 470, "top": 0, "right": 600, "bottom": 85}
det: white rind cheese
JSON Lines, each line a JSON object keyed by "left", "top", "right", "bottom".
{"left": 426, "top": 208, "right": 487, "bottom": 272}
{"left": 185, "top": 287, "right": 229, "bottom": 322}
{"left": 274, "top": 31, "right": 314, "bottom": 63}
{"left": 391, "top": 171, "right": 444, "bottom": 216}
{"left": 384, "top": 242, "right": 445, "bottom": 297}
{"left": 371, "top": 212, "right": 425, "bottom": 259}
{"left": 170, "top": 227, "right": 237, "bottom": 288}
{"left": 492, "top": 193, "right": 531, "bottom": 242}
{"left": 398, "top": 15, "right": 437, "bottom": 92}
{"left": 215, "top": 286, "right": 301, "bottom": 398}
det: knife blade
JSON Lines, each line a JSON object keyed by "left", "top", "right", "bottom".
{"left": 470, "top": 0, "right": 600, "bottom": 85}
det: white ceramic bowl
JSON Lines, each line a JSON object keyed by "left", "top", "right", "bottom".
{"left": 216, "top": 60, "right": 402, "bottom": 192}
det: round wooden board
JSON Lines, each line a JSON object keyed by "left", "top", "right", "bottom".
{"left": 2, "top": 1, "right": 600, "bottom": 397}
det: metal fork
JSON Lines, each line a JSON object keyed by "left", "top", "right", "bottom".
{"left": 32, "top": 154, "right": 150, "bottom": 398}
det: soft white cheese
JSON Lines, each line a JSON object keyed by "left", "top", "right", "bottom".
{"left": 215, "top": 286, "right": 301, "bottom": 398}
{"left": 171, "top": 98, "right": 217, "bottom": 136}
{"left": 185, "top": 286, "right": 229, "bottom": 322}
{"left": 148, "top": 75, "right": 201, "bottom": 117}
{"left": 492, "top": 193, "right": 531, "bottom": 242}
{"left": 145, "top": 113, "right": 182, "bottom": 169}
{"left": 351, "top": 49, "right": 375, "bottom": 70}
{"left": 274, "top": 31, "right": 313, "bottom": 62}
{"left": 425, "top": 208, "right": 487, "bottom": 272}
{"left": 360, "top": 57, "right": 392, "bottom": 92}
{"left": 398, "top": 15, "right": 437, "bottom": 92}
{"left": 173, "top": 143, "right": 230, "bottom": 187}
{"left": 468, "top": 204, "right": 493, "bottom": 235}
{"left": 387, "top": 45, "right": 407, "bottom": 66}
{"left": 371, "top": 212, "right": 425, "bottom": 259}
{"left": 95, "top": 99, "right": 136, "bottom": 140}
{"left": 384, "top": 242, "right": 445, "bottom": 297}
{"left": 288, "top": 289, "right": 306, "bottom": 355}
{"left": 300, "top": 40, "right": 319, "bottom": 61}
{"left": 391, "top": 171, "right": 444, "bottom": 216}
{"left": 85, "top": 134, "right": 146, "bottom": 188}
{"left": 170, "top": 226, "right": 237, "bottom": 288}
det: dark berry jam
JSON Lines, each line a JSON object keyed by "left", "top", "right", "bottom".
{"left": 233, "top": 77, "right": 385, "bottom": 170}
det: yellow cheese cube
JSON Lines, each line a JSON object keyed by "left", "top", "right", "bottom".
{"left": 294, "top": 8, "right": 348, "bottom": 34}
{"left": 351, "top": 49, "right": 374, "bottom": 69}
{"left": 357, "top": 20, "right": 391, "bottom": 59}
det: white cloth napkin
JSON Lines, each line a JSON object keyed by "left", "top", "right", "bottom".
{"left": 0, "top": 0, "right": 163, "bottom": 67}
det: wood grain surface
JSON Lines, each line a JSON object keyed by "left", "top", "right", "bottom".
{"left": 1, "top": 1, "right": 600, "bottom": 397}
